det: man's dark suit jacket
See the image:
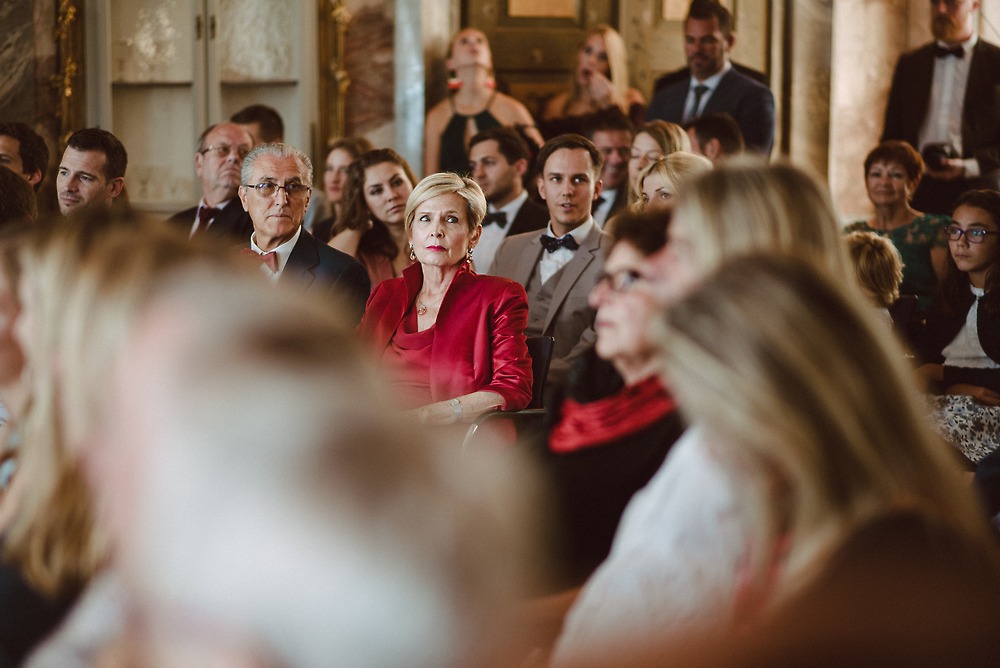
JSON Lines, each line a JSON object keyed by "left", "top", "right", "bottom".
{"left": 881, "top": 39, "right": 1000, "bottom": 214}
{"left": 167, "top": 195, "right": 253, "bottom": 242}
{"left": 646, "top": 67, "right": 775, "bottom": 155}
{"left": 654, "top": 61, "right": 767, "bottom": 90}
{"left": 508, "top": 197, "right": 549, "bottom": 236}
{"left": 280, "top": 228, "right": 371, "bottom": 323}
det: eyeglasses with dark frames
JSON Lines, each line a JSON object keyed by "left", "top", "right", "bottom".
{"left": 244, "top": 182, "right": 313, "bottom": 200}
{"left": 946, "top": 225, "right": 1000, "bottom": 244}
{"left": 200, "top": 144, "right": 252, "bottom": 160}
{"left": 595, "top": 268, "right": 645, "bottom": 293}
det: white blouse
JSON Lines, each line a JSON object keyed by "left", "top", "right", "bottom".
{"left": 942, "top": 286, "right": 1000, "bottom": 369}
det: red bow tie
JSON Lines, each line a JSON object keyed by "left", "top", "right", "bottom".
{"left": 240, "top": 247, "right": 279, "bottom": 272}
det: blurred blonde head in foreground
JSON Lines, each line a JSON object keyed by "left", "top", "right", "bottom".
{"left": 88, "top": 261, "right": 541, "bottom": 667}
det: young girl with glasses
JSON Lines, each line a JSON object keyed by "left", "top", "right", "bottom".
{"left": 918, "top": 189, "right": 1000, "bottom": 464}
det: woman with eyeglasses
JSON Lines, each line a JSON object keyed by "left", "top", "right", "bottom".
{"left": 918, "top": 189, "right": 1000, "bottom": 465}
{"left": 844, "top": 141, "right": 950, "bottom": 315}
{"left": 537, "top": 211, "right": 685, "bottom": 593}
{"left": 551, "top": 160, "right": 854, "bottom": 665}
{"left": 575, "top": 254, "right": 1000, "bottom": 665}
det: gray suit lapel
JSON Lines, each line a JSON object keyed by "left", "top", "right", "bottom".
{"left": 513, "top": 234, "right": 545, "bottom": 287}
{"left": 543, "top": 226, "right": 602, "bottom": 333}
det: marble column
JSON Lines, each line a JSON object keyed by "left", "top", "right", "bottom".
{"left": 784, "top": 0, "right": 832, "bottom": 180}
{"left": 343, "top": 1, "right": 397, "bottom": 149}
{"left": 828, "top": 0, "right": 912, "bottom": 220}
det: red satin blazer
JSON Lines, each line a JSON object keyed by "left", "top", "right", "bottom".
{"left": 358, "top": 263, "right": 533, "bottom": 410}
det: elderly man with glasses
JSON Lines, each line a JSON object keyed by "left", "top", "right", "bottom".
{"left": 168, "top": 122, "right": 257, "bottom": 241}
{"left": 238, "top": 142, "right": 370, "bottom": 321}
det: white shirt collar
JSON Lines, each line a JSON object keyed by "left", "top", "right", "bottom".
{"left": 693, "top": 60, "right": 732, "bottom": 87}
{"left": 547, "top": 216, "right": 595, "bottom": 244}
{"left": 492, "top": 190, "right": 529, "bottom": 222}
{"left": 936, "top": 32, "right": 978, "bottom": 55}
{"left": 250, "top": 225, "right": 302, "bottom": 280}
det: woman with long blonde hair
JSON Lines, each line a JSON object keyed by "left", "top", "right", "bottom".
{"left": 557, "top": 252, "right": 1000, "bottom": 666}
{"left": 654, "top": 254, "right": 998, "bottom": 662}
{"left": 553, "top": 161, "right": 859, "bottom": 666}
{"left": 541, "top": 25, "right": 646, "bottom": 134}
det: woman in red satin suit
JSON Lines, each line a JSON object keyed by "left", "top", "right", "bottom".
{"left": 357, "top": 172, "right": 532, "bottom": 425}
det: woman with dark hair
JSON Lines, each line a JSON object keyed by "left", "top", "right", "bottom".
{"left": 424, "top": 28, "right": 543, "bottom": 176}
{"left": 918, "top": 189, "right": 1000, "bottom": 464}
{"left": 311, "top": 137, "right": 373, "bottom": 244}
{"left": 328, "top": 148, "right": 417, "bottom": 290}
{"left": 845, "top": 140, "right": 949, "bottom": 312}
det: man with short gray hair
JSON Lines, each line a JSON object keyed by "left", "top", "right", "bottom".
{"left": 238, "top": 143, "right": 369, "bottom": 319}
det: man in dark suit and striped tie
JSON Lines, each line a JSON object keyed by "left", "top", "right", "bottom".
{"left": 646, "top": 0, "right": 774, "bottom": 155}
{"left": 167, "top": 122, "right": 255, "bottom": 242}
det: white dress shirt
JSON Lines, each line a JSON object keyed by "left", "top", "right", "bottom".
{"left": 477, "top": 190, "right": 529, "bottom": 275}
{"left": 919, "top": 33, "right": 979, "bottom": 177}
{"left": 592, "top": 188, "right": 618, "bottom": 229}
{"left": 683, "top": 62, "right": 732, "bottom": 122}
{"left": 250, "top": 225, "right": 302, "bottom": 282}
{"left": 539, "top": 217, "right": 595, "bottom": 285}
{"left": 942, "top": 286, "right": 1000, "bottom": 369}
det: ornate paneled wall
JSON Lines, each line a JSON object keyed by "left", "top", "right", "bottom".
{"left": 0, "top": 0, "right": 63, "bottom": 215}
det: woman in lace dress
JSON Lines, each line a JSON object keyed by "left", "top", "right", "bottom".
{"left": 844, "top": 140, "right": 949, "bottom": 314}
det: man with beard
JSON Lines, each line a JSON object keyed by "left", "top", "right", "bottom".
{"left": 584, "top": 108, "right": 633, "bottom": 228}
{"left": 882, "top": 0, "right": 1000, "bottom": 214}
{"left": 646, "top": 0, "right": 774, "bottom": 155}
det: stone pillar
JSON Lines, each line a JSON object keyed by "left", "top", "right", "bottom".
{"left": 784, "top": 0, "right": 832, "bottom": 179}
{"left": 829, "top": 0, "right": 911, "bottom": 220}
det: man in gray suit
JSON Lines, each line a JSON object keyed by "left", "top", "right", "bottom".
{"left": 490, "top": 134, "right": 609, "bottom": 390}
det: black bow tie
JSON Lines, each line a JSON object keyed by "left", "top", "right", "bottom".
{"left": 934, "top": 44, "right": 964, "bottom": 59}
{"left": 483, "top": 211, "right": 508, "bottom": 226}
{"left": 540, "top": 234, "right": 580, "bottom": 253}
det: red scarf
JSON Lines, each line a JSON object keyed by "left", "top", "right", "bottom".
{"left": 549, "top": 376, "right": 677, "bottom": 453}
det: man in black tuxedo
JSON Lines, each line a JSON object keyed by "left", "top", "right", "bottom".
{"left": 584, "top": 108, "right": 633, "bottom": 228}
{"left": 646, "top": 0, "right": 774, "bottom": 155}
{"left": 881, "top": 0, "right": 1000, "bottom": 215}
{"left": 467, "top": 127, "right": 548, "bottom": 274}
{"left": 168, "top": 122, "right": 255, "bottom": 241}
{"left": 239, "top": 143, "right": 370, "bottom": 321}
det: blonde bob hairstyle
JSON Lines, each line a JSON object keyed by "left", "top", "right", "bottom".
{"left": 635, "top": 120, "right": 691, "bottom": 157}
{"left": 672, "top": 158, "right": 852, "bottom": 282}
{"left": 656, "top": 252, "right": 993, "bottom": 613}
{"left": 403, "top": 172, "right": 487, "bottom": 237}
{"left": 573, "top": 25, "right": 632, "bottom": 115}
{"left": 844, "top": 231, "right": 904, "bottom": 309}
{"left": 634, "top": 151, "right": 712, "bottom": 212}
